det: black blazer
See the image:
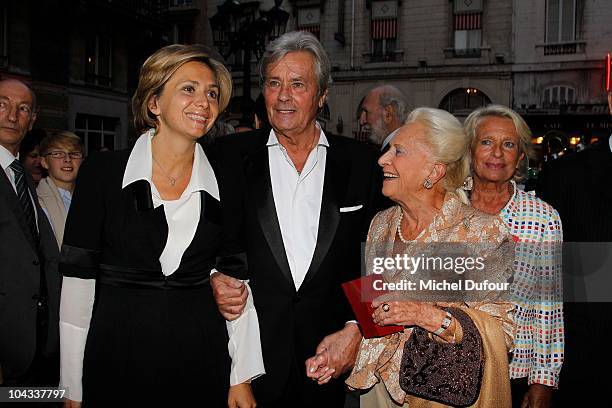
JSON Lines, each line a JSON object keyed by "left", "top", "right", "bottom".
{"left": 61, "top": 148, "right": 245, "bottom": 284}
{"left": 537, "top": 136, "right": 612, "bottom": 242}
{"left": 213, "top": 130, "right": 382, "bottom": 401}
{"left": 536, "top": 135, "right": 612, "bottom": 404}
{"left": 0, "top": 169, "right": 60, "bottom": 380}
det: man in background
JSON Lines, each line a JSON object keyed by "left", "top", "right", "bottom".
{"left": 359, "top": 85, "right": 408, "bottom": 150}
{"left": 0, "top": 79, "right": 61, "bottom": 387}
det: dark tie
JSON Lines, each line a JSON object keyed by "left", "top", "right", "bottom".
{"left": 9, "top": 159, "right": 38, "bottom": 240}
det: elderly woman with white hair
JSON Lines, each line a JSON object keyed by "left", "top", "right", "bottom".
{"left": 464, "top": 105, "right": 563, "bottom": 408}
{"left": 310, "top": 108, "right": 517, "bottom": 407}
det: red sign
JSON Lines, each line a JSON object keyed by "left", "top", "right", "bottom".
{"left": 607, "top": 53, "right": 611, "bottom": 92}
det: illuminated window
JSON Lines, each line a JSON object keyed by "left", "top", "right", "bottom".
{"left": 85, "top": 34, "right": 112, "bottom": 87}
{"left": 439, "top": 88, "right": 491, "bottom": 116}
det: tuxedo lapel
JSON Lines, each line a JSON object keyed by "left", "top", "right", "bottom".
{"left": 1, "top": 170, "right": 38, "bottom": 253}
{"left": 301, "top": 143, "right": 345, "bottom": 287}
{"left": 246, "top": 146, "right": 294, "bottom": 287}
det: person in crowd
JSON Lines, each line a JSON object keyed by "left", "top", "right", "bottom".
{"left": 36, "top": 131, "right": 84, "bottom": 248}
{"left": 536, "top": 89, "right": 612, "bottom": 405}
{"left": 307, "top": 107, "right": 516, "bottom": 407}
{"left": 19, "top": 128, "right": 47, "bottom": 185}
{"left": 0, "top": 79, "right": 61, "bottom": 388}
{"left": 210, "top": 31, "right": 382, "bottom": 407}
{"left": 253, "top": 93, "right": 271, "bottom": 132}
{"left": 59, "top": 44, "right": 262, "bottom": 407}
{"left": 206, "top": 120, "right": 236, "bottom": 139}
{"left": 464, "top": 105, "right": 564, "bottom": 408}
{"left": 359, "top": 85, "right": 408, "bottom": 150}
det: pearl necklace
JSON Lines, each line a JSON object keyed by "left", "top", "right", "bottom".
{"left": 397, "top": 210, "right": 410, "bottom": 243}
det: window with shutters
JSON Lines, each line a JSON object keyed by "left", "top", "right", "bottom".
{"left": 297, "top": 7, "right": 320, "bottom": 39}
{"left": 370, "top": 0, "right": 398, "bottom": 62}
{"left": 453, "top": 0, "right": 482, "bottom": 57}
{"left": 542, "top": 85, "right": 576, "bottom": 108}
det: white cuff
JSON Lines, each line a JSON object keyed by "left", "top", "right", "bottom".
{"left": 59, "top": 322, "right": 89, "bottom": 401}
{"left": 227, "top": 282, "right": 265, "bottom": 385}
{"left": 59, "top": 277, "right": 95, "bottom": 402}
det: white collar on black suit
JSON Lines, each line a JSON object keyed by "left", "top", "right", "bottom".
{"left": 608, "top": 133, "right": 612, "bottom": 153}
{"left": 266, "top": 123, "right": 329, "bottom": 290}
{"left": 121, "top": 129, "right": 219, "bottom": 275}
{"left": 122, "top": 128, "right": 219, "bottom": 200}
{"left": 0, "top": 143, "right": 39, "bottom": 226}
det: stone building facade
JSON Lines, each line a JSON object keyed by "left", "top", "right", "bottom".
{"left": 207, "top": 0, "right": 612, "bottom": 142}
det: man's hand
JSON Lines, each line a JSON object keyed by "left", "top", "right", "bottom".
{"left": 228, "top": 383, "right": 257, "bottom": 408}
{"left": 305, "top": 323, "right": 361, "bottom": 385}
{"left": 521, "top": 383, "right": 553, "bottom": 408}
{"left": 210, "top": 272, "right": 247, "bottom": 321}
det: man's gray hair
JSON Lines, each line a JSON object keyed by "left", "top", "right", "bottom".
{"left": 377, "top": 85, "right": 408, "bottom": 123}
{"left": 258, "top": 31, "right": 332, "bottom": 98}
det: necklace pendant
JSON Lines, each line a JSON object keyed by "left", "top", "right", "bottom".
{"left": 169, "top": 177, "right": 176, "bottom": 186}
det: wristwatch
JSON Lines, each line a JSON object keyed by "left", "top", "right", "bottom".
{"left": 433, "top": 311, "right": 453, "bottom": 336}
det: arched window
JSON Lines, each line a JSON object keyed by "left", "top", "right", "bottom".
{"left": 438, "top": 88, "right": 491, "bottom": 116}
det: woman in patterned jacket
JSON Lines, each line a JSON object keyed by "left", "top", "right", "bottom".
{"left": 465, "top": 105, "right": 564, "bottom": 408}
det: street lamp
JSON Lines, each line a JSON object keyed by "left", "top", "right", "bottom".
{"left": 211, "top": 0, "right": 289, "bottom": 124}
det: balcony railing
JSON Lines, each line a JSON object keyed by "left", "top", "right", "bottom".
{"left": 539, "top": 41, "right": 586, "bottom": 56}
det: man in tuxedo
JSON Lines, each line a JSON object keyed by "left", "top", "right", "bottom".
{"left": 0, "top": 79, "right": 61, "bottom": 386}
{"left": 211, "top": 32, "right": 381, "bottom": 407}
{"left": 536, "top": 90, "right": 612, "bottom": 404}
{"left": 359, "top": 85, "right": 408, "bottom": 150}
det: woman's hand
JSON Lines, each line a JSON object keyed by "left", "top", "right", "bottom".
{"left": 372, "top": 300, "right": 460, "bottom": 342}
{"left": 63, "top": 400, "right": 81, "bottom": 408}
{"left": 371, "top": 299, "right": 425, "bottom": 327}
{"left": 228, "top": 382, "right": 257, "bottom": 408}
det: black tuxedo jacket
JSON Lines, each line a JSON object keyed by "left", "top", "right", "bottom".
{"left": 0, "top": 169, "right": 60, "bottom": 381}
{"left": 212, "top": 130, "right": 383, "bottom": 402}
{"left": 536, "top": 135, "right": 612, "bottom": 403}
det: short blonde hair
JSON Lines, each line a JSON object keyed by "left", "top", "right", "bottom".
{"left": 132, "top": 44, "right": 232, "bottom": 134}
{"left": 405, "top": 107, "right": 470, "bottom": 195}
{"left": 464, "top": 105, "right": 533, "bottom": 181}
{"left": 39, "top": 131, "right": 84, "bottom": 155}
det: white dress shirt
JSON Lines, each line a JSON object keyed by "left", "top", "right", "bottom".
{"left": 0, "top": 144, "right": 39, "bottom": 226}
{"left": 60, "top": 130, "right": 264, "bottom": 400}
{"left": 267, "top": 126, "right": 328, "bottom": 290}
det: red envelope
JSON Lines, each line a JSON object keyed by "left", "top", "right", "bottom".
{"left": 342, "top": 274, "right": 404, "bottom": 338}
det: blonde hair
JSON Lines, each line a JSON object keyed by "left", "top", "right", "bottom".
{"left": 132, "top": 44, "right": 232, "bottom": 134}
{"left": 39, "top": 131, "right": 84, "bottom": 155}
{"left": 464, "top": 104, "right": 533, "bottom": 182}
{"left": 405, "top": 107, "right": 470, "bottom": 200}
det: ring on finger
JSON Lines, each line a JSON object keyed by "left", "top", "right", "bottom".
{"left": 382, "top": 303, "right": 390, "bottom": 312}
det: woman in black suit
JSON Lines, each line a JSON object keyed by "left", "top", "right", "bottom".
{"left": 59, "top": 45, "right": 262, "bottom": 407}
